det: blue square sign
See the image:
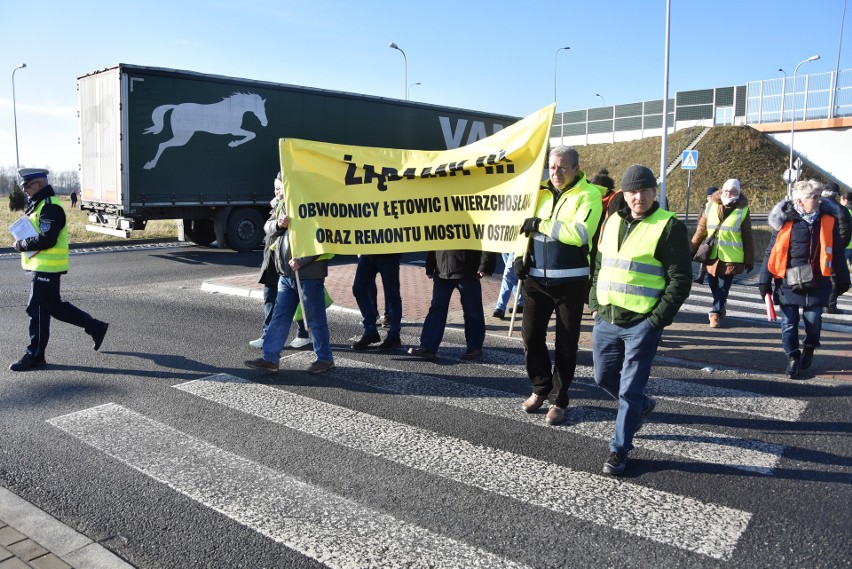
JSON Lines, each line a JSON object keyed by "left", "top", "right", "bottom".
{"left": 681, "top": 150, "right": 698, "bottom": 170}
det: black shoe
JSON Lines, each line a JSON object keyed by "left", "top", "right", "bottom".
{"left": 91, "top": 321, "right": 109, "bottom": 351}
{"left": 9, "top": 355, "right": 46, "bottom": 372}
{"left": 378, "top": 336, "right": 402, "bottom": 351}
{"left": 407, "top": 347, "right": 437, "bottom": 361}
{"left": 602, "top": 452, "right": 628, "bottom": 475}
{"left": 491, "top": 308, "right": 505, "bottom": 319}
{"left": 635, "top": 396, "right": 656, "bottom": 433}
{"left": 351, "top": 333, "right": 381, "bottom": 350}
{"left": 800, "top": 346, "right": 814, "bottom": 370}
{"left": 786, "top": 355, "right": 800, "bottom": 379}
{"left": 509, "top": 305, "right": 523, "bottom": 315}
{"left": 459, "top": 348, "right": 482, "bottom": 360}
{"left": 825, "top": 306, "right": 842, "bottom": 314}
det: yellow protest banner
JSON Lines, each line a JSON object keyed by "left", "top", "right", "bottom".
{"left": 280, "top": 104, "right": 554, "bottom": 257}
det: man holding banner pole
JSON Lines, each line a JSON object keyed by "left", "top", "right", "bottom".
{"left": 245, "top": 209, "right": 335, "bottom": 374}
{"left": 516, "top": 146, "right": 602, "bottom": 426}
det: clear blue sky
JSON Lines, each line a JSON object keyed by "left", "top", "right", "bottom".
{"left": 1, "top": 0, "right": 848, "bottom": 172}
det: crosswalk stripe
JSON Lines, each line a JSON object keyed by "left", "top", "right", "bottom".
{"left": 47, "top": 403, "right": 530, "bottom": 569}
{"left": 175, "top": 375, "right": 751, "bottom": 560}
{"left": 285, "top": 353, "right": 784, "bottom": 474}
{"left": 466, "top": 348, "right": 808, "bottom": 423}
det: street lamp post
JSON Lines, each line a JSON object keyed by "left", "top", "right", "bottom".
{"left": 12, "top": 63, "right": 27, "bottom": 170}
{"left": 408, "top": 82, "right": 421, "bottom": 99}
{"left": 778, "top": 68, "right": 787, "bottom": 123}
{"left": 553, "top": 46, "right": 570, "bottom": 105}
{"left": 787, "top": 55, "right": 821, "bottom": 196}
{"left": 595, "top": 93, "right": 606, "bottom": 106}
{"left": 389, "top": 42, "right": 408, "bottom": 100}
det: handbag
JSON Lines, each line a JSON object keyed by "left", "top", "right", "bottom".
{"left": 785, "top": 263, "right": 816, "bottom": 292}
{"left": 692, "top": 235, "right": 716, "bottom": 264}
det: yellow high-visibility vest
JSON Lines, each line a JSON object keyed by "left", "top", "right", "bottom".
{"left": 596, "top": 208, "right": 674, "bottom": 313}
{"left": 21, "top": 197, "right": 69, "bottom": 273}
{"left": 706, "top": 203, "right": 747, "bottom": 263}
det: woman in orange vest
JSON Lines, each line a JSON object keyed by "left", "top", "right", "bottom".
{"left": 759, "top": 180, "right": 850, "bottom": 379}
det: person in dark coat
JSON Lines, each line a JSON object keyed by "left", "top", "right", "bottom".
{"left": 820, "top": 182, "right": 852, "bottom": 313}
{"left": 760, "top": 180, "right": 850, "bottom": 379}
{"left": 407, "top": 249, "right": 496, "bottom": 361}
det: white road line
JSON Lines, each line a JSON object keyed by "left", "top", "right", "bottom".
{"left": 286, "top": 353, "right": 784, "bottom": 474}
{"left": 440, "top": 342, "right": 807, "bottom": 423}
{"left": 48, "top": 404, "right": 529, "bottom": 569}
{"left": 176, "top": 375, "right": 751, "bottom": 560}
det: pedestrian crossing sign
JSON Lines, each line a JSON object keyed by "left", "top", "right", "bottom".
{"left": 681, "top": 150, "right": 698, "bottom": 170}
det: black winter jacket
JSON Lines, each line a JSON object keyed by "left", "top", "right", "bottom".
{"left": 425, "top": 249, "right": 496, "bottom": 279}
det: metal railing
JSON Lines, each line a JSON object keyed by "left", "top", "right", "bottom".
{"left": 746, "top": 69, "right": 852, "bottom": 124}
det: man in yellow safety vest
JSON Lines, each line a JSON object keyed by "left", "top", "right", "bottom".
{"left": 589, "top": 164, "right": 692, "bottom": 475}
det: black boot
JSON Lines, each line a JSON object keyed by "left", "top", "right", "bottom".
{"left": 800, "top": 346, "right": 814, "bottom": 369}
{"left": 786, "top": 355, "right": 800, "bottom": 379}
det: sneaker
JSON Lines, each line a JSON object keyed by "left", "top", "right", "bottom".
{"left": 521, "top": 393, "right": 546, "bottom": 413}
{"left": 708, "top": 313, "right": 720, "bottom": 328}
{"left": 635, "top": 396, "right": 656, "bottom": 433}
{"left": 800, "top": 346, "right": 815, "bottom": 370}
{"left": 306, "top": 360, "right": 335, "bottom": 374}
{"left": 491, "top": 308, "right": 505, "bottom": 319}
{"left": 545, "top": 405, "right": 566, "bottom": 425}
{"left": 602, "top": 451, "right": 628, "bottom": 475}
{"left": 244, "top": 357, "right": 279, "bottom": 371}
{"left": 407, "top": 347, "right": 437, "bottom": 361}
{"left": 786, "top": 355, "right": 800, "bottom": 379}
{"left": 249, "top": 337, "right": 264, "bottom": 349}
{"left": 378, "top": 336, "right": 402, "bottom": 351}
{"left": 91, "top": 321, "right": 109, "bottom": 351}
{"left": 288, "top": 336, "right": 312, "bottom": 350}
{"left": 351, "top": 333, "right": 381, "bottom": 350}
{"left": 459, "top": 348, "right": 482, "bottom": 360}
{"left": 9, "top": 355, "right": 46, "bottom": 372}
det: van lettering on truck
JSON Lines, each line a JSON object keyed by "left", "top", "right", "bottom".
{"left": 78, "top": 64, "right": 517, "bottom": 252}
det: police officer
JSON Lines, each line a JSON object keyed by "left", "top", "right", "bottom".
{"left": 9, "top": 168, "right": 109, "bottom": 371}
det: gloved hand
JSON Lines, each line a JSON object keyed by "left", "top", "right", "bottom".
{"left": 521, "top": 217, "right": 541, "bottom": 237}
{"left": 513, "top": 257, "right": 529, "bottom": 281}
{"left": 759, "top": 283, "right": 771, "bottom": 299}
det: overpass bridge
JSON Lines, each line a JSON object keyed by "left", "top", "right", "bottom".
{"left": 550, "top": 68, "right": 852, "bottom": 189}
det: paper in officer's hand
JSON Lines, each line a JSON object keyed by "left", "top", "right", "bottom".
{"left": 8, "top": 216, "right": 40, "bottom": 258}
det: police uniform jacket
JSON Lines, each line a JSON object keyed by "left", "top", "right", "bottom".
{"left": 16, "top": 185, "right": 68, "bottom": 273}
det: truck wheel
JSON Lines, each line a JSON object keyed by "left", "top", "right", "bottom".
{"left": 226, "top": 208, "right": 265, "bottom": 252}
{"left": 183, "top": 219, "right": 216, "bottom": 246}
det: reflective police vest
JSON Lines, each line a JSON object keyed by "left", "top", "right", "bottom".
{"left": 706, "top": 202, "right": 747, "bottom": 263}
{"left": 595, "top": 208, "right": 675, "bottom": 313}
{"left": 21, "top": 197, "right": 69, "bottom": 273}
{"left": 767, "top": 215, "right": 835, "bottom": 278}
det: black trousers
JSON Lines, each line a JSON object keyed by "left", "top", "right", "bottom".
{"left": 25, "top": 272, "right": 97, "bottom": 361}
{"left": 521, "top": 277, "right": 587, "bottom": 408}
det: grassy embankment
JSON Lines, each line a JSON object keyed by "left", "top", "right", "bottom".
{"left": 2, "top": 196, "right": 176, "bottom": 245}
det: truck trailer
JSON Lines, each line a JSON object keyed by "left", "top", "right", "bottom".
{"left": 78, "top": 64, "right": 518, "bottom": 251}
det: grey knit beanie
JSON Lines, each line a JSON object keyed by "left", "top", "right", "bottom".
{"left": 621, "top": 164, "right": 657, "bottom": 191}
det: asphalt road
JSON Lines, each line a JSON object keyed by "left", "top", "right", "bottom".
{"left": 0, "top": 244, "right": 850, "bottom": 568}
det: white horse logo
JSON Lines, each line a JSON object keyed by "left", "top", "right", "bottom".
{"left": 142, "top": 92, "right": 268, "bottom": 169}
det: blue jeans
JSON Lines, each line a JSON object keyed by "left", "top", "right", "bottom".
{"left": 495, "top": 252, "right": 523, "bottom": 311}
{"left": 352, "top": 254, "right": 402, "bottom": 338}
{"left": 707, "top": 274, "right": 734, "bottom": 314}
{"left": 779, "top": 303, "right": 822, "bottom": 357}
{"left": 593, "top": 315, "right": 663, "bottom": 455}
{"left": 262, "top": 281, "right": 307, "bottom": 339}
{"left": 263, "top": 276, "right": 332, "bottom": 363}
{"left": 420, "top": 275, "right": 485, "bottom": 353}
